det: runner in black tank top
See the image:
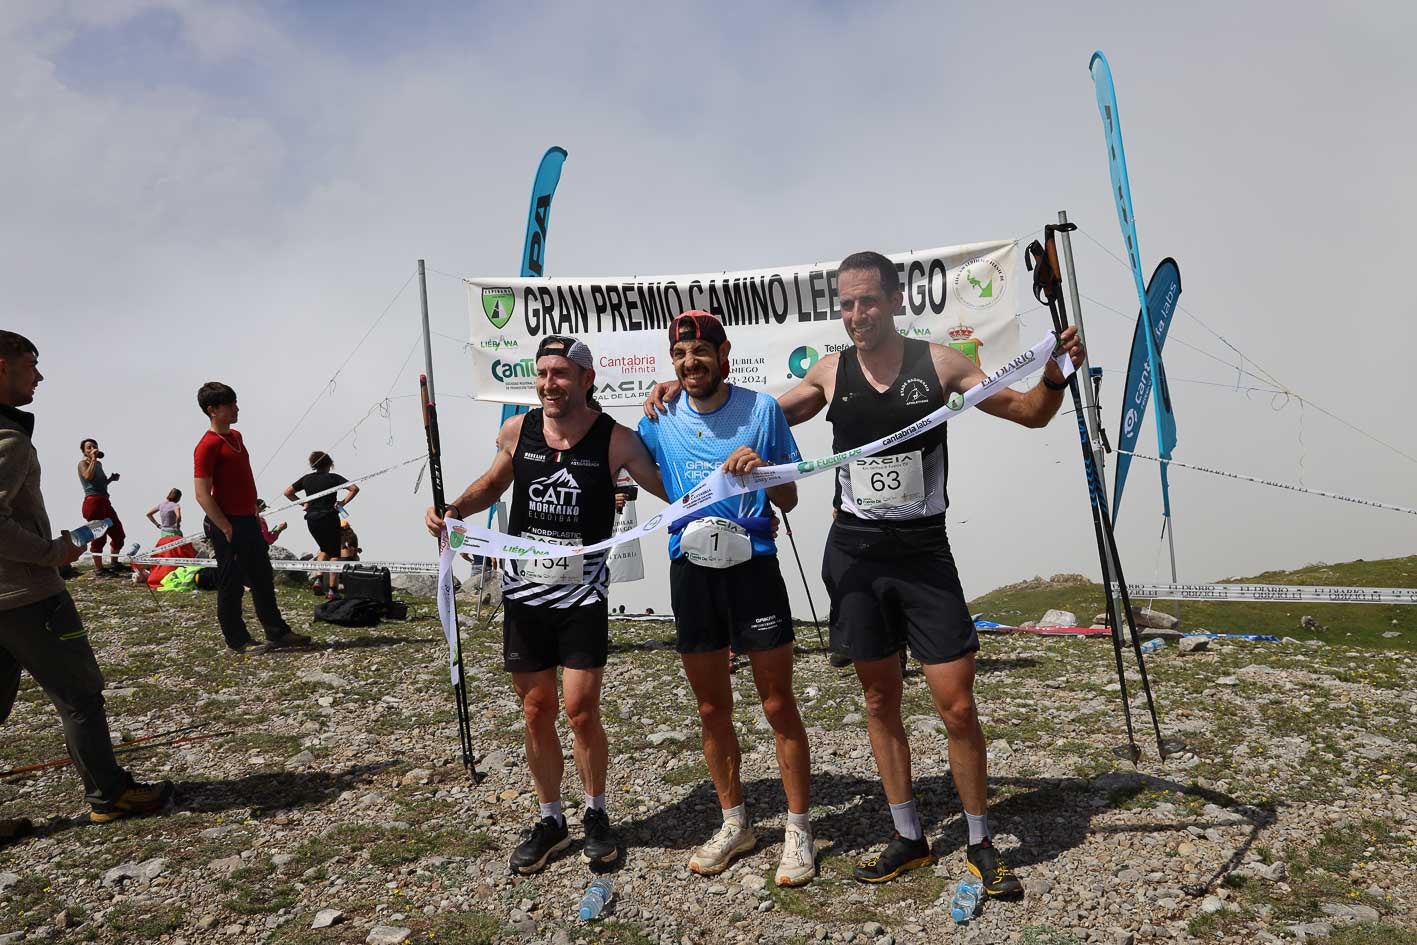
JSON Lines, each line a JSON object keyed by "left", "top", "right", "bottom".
{"left": 827, "top": 337, "right": 949, "bottom": 522}
{"left": 502, "top": 408, "right": 616, "bottom": 609}
{"left": 426, "top": 334, "right": 668, "bottom": 878}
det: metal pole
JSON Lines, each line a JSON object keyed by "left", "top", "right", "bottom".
{"left": 1056, "top": 211, "right": 1126, "bottom": 637}
{"left": 1165, "top": 514, "right": 1180, "bottom": 620}
{"left": 418, "top": 260, "right": 436, "bottom": 404}
{"left": 1056, "top": 213, "right": 1108, "bottom": 496}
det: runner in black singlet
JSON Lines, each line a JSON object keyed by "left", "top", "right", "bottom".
{"left": 426, "top": 336, "right": 666, "bottom": 876}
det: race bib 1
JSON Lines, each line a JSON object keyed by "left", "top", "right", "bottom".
{"left": 680, "top": 517, "right": 752, "bottom": 570}
{"left": 849, "top": 452, "right": 924, "bottom": 511}
{"left": 518, "top": 533, "right": 583, "bottom": 586}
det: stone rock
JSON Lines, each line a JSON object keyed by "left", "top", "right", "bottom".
{"left": 1217, "top": 676, "right": 1239, "bottom": 686}
{"left": 1038, "top": 609, "right": 1078, "bottom": 628}
{"left": 1319, "top": 902, "right": 1380, "bottom": 923}
{"left": 1200, "top": 896, "right": 1226, "bottom": 913}
{"left": 741, "top": 875, "right": 767, "bottom": 891}
{"left": 862, "top": 922, "right": 886, "bottom": 937}
{"left": 1111, "top": 931, "right": 1135, "bottom": 945}
{"left": 1301, "top": 615, "right": 1322, "bottom": 632}
{"left": 287, "top": 750, "right": 316, "bottom": 768}
{"left": 311, "top": 909, "right": 344, "bottom": 929}
{"left": 391, "top": 573, "right": 438, "bottom": 597}
{"left": 402, "top": 768, "right": 433, "bottom": 786}
{"left": 1178, "top": 636, "right": 1210, "bottom": 654}
{"left": 1286, "top": 922, "right": 1333, "bottom": 941}
{"left": 102, "top": 857, "right": 167, "bottom": 886}
{"left": 266, "top": 545, "right": 308, "bottom": 586}
{"left": 480, "top": 750, "right": 509, "bottom": 770}
{"left": 0, "top": 872, "right": 18, "bottom": 891}
{"left": 0, "top": 932, "right": 25, "bottom": 945}
{"left": 299, "top": 670, "right": 348, "bottom": 688}
{"left": 366, "top": 927, "right": 412, "bottom": 945}
{"left": 1135, "top": 608, "right": 1180, "bottom": 630}
{"left": 199, "top": 825, "right": 237, "bottom": 840}
{"left": 208, "top": 856, "right": 244, "bottom": 873}
{"left": 648, "top": 730, "right": 688, "bottom": 746}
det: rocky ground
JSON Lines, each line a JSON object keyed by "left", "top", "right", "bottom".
{"left": 1, "top": 574, "right": 1414, "bottom": 945}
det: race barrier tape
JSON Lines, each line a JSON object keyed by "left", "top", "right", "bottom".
{"left": 1116, "top": 582, "right": 1417, "bottom": 605}
{"left": 442, "top": 331, "right": 1072, "bottom": 561}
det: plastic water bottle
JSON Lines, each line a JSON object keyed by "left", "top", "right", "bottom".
{"left": 949, "top": 877, "right": 983, "bottom": 924}
{"left": 1139, "top": 637, "right": 1165, "bottom": 654}
{"left": 69, "top": 518, "right": 112, "bottom": 547}
{"left": 578, "top": 878, "right": 613, "bottom": 921}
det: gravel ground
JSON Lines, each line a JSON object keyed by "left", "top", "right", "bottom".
{"left": 0, "top": 576, "right": 1413, "bottom": 945}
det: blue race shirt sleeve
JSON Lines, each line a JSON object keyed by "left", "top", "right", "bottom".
{"left": 635, "top": 414, "right": 661, "bottom": 467}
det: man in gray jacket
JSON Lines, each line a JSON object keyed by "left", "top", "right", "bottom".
{"left": 0, "top": 330, "right": 172, "bottom": 829}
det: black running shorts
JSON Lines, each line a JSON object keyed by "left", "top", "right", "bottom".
{"left": 821, "top": 516, "right": 978, "bottom": 664}
{"left": 502, "top": 598, "right": 609, "bottom": 673}
{"left": 669, "top": 555, "right": 795, "bottom": 655}
{"left": 306, "top": 511, "right": 343, "bottom": 557}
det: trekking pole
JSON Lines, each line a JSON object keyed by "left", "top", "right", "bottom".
{"left": 780, "top": 509, "right": 825, "bottom": 649}
{"left": 1028, "top": 225, "right": 1165, "bottom": 760}
{"left": 420, "top": 374, "right": 480, "bottom": 782}
{"left": 1, "top": 724, "right": 220, "bottom": 778}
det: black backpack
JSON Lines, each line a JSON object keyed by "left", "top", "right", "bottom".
{"left": 313, "top": 596, "right": 385, "bottom": 627}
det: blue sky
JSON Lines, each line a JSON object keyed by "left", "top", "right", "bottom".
{"left": 3, "top": 1, "right": 1414, "bottom": 612}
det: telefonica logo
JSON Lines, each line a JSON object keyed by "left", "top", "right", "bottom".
{"left": 787, "top": 346, "right": 818, "bottom": 379}
{"left": 492, "top": 358, "right": 535, "bottom": 381}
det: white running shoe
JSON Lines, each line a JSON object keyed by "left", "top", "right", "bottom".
{"left": 688, "top": 819, "right": 756, "bottom": 875}
{"left": 775, "top": 821, "right": 817, "bottom": 887}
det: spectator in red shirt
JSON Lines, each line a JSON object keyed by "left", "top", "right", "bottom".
{"left": 192, "top": 382, "right": 312, "bottom": 653}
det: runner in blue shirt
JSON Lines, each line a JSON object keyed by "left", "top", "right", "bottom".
{"left": 637, "top": 311, "right": 816, "bottom": 887}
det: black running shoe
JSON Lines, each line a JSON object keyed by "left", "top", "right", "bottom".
{"left": 853, "top": 832, "right": 933, "bottom": 883}
{"left": 509, "top": 816, "right": 570, "bottom": 874}
{"left": 829, "top": 651, "right": 852, "bottom": 669}
{"left": 581, "top": 807, "right": 619, "bottom": 868}
{"left": 263, "top": 630, "right": 312, "bottom": 651}
{"left": 967, "top": 838, "right": 1024, "bottom": 898}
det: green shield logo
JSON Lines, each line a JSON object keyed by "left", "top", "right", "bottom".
{"left": 482, "top": 287, "right": 515, "bottom": 329}
{"left": 449, "top": 527, "right": 465, "bottom": 549}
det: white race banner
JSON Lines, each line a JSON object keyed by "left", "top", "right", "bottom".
{"left": 444, "top": 332, "right": 1069, "bottom": 561}
{"left": 466, "top": 241, "right": 1022, "bottom": 406}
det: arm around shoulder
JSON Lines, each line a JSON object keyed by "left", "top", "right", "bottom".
{"left": 777, "top": 353, "right": 835, "bottom": 426}
{"left": 612, "top": 424, "right": 668, "bottom": 503}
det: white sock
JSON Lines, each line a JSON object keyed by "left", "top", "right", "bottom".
{"left": 585, "top": 792, "right": 606, "bottom": 812}
{"left": 723, "top": 803, "right": 747, "bottom": 827}
{"left": 786, "top": 809, "right": 811, "bottom": 831}
{"left": 889, "top": 798, "right": 922, "bottom": 841}
{"left": 539, "top": 799, "right": 563, "bottom": 824}
{"left": 966, "top": 810, "right": 990, "bottom": 845}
